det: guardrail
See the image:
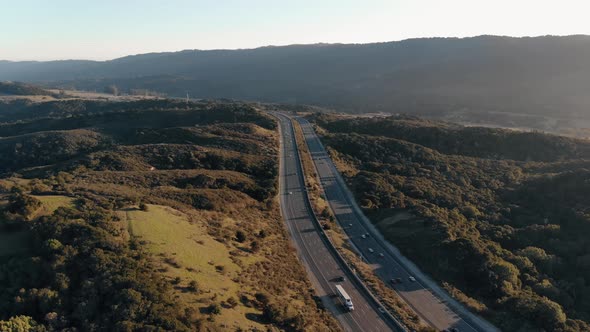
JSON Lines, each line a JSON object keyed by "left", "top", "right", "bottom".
{"left": 279, "top": 112, "right": 408, "bottom": 332}
{"left": 295, "top": 116, "right": 499, "bottom": 332}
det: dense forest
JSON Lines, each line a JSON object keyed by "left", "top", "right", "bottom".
{"left": 0, "top": 99, "right": 338, "bottom": 331}
{"left": 309, "top": 113, "right": 590, "bottom": 331}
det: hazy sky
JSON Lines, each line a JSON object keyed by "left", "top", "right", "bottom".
{"left": 2, "top": 0, "right": 589, "bottom": 61}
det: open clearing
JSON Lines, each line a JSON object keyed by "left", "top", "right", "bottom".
{"left": 124, "top": 204, "right": 266, "bottom": 330}
{"left": 32, "top": 195, "right": 75, "bottom": 215}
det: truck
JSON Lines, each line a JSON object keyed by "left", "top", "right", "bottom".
{"left": 335, "top": 284, "right": 354, "bottom": 311}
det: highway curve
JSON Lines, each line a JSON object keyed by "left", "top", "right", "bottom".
{"left": 294, "top": 116, "right": 500, "bottom": 332}
{"left": 273, "top": 112, "right": 401, "bottom": 332}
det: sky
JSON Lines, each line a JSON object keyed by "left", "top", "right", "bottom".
{"left": 1, "top": 0, "right": 589, "bottom": 61}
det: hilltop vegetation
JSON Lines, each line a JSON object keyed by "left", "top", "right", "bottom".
{"left": 0, "top": 99, "right": 338, "bottom": 331}
{"left": 3, "top": 36, "right": 590, "bottom": 135}
{"left": 312, "top": 115, "right": 590, "bottom": 162}
{"left": 0, "top": 81, "right": 56, "bottom": 97}
{"left": 309, "top": 113, "right": 590, "bottom": 331}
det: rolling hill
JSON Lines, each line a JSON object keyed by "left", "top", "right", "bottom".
{"left": 0, "top": 99, "right": 338, "bottom": 331}
{"left": 0, "top": 81, "right": 56, "bottom": 97}
{"left": 309, "top": 113, "right": 590, "bottom": 331}
{"left": 2, "top": 35, "right": 590, "bottom": 131}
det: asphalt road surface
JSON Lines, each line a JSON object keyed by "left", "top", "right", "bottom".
{"left": 273, "top": 112, "right": 400, "bottom": 332}
{"left": 295, "top": 116, "right": 499, "bottom": 332}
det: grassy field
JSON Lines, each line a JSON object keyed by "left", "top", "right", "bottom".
{"left": 124, "top": 204, "right": 266, "bottom": 330}
{"left": 32, "top": 195, "right": 75, "bottom": 215}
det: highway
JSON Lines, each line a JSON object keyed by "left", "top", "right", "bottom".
{"left": 294, "top": 116, "right": 500, "bottom": 332}
{"left": 273, "top": 112, "right": 401, "bottom": 332}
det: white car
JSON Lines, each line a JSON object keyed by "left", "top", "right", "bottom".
{"left": 288, "top": 191, "right": 293, "bottom": 195}
{"left": 368, "top": 248, "right": 374, "bottom": 253}
{"left": 409, "top": 276, "right": 416, "bottom": 282}
{"left": 361, "top": 234, "right": 367, "bottom": 239}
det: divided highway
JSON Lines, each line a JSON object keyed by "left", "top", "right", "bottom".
{"left": 273, "top": 112, "right": 401, "bottom": 332}
{"left": 295, "top": 116, "right": 499, "bottom": 332}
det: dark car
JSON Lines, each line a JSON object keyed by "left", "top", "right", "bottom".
{"left": 396, "top": 278, "right": 402, "bottom": 283}
{"left": 335, "top": 276, "right": 346, "bottom": 282}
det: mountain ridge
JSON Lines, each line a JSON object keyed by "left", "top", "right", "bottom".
{"left": 3, "top": 34, "right": 589, "bottom": 63}
{"left": 2, "top": 35, "right": 590, "bottom": 123}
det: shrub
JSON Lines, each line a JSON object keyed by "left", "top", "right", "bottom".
{"left": 235, "top": 230, "right": 246, "bottom": 243}
{"left": 139, "top": 202, "right": 149, "bottom": 211}
{"left": 226, "top": 296, "right": 238, "bottom": 308}
{"left": 208, "top": 303, "right": 221, "bottom": 315}
{"left": 188, "top": 280, "right": 199, "bottom": 292}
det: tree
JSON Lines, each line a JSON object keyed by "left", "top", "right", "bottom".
{"left": 320, "top": 207, "right": 331, "bottom": 219}
{"left": 44, "top": 239, "right": 63, "bottom": 253}
{"left": 226, "top": 296, "right": 238, "bottom": 308}
{"left": 104, "top": 85, "right": 119, "bottom": 96}
{"left": 188, "top": 280, "right": 199, "bottom": 292}
{"left": 514, "top": 294, "right": 566, "bottom": 328}
{"left": 235, "top": 230, "right": 246, "bottom": 243}
{"left": 0, "top": 316, "right": 42, "bottom": 332}
{"left": 486, "top": 259, "right": 521, "bottom": 296}
{"left": 208, "top": 303, "right": 221, "bottom": 315}
{"left": 250, "top": 240, "right": 260, "bottom": 253}
{"left": 139, "top": 202, "right": 149, "bottom": 211}
{"left": 462, "top": 204, "right": 481, "bottom": 218}
{"left": 7, "top": 190, "right": 41, "bottom": 218}
{"left": 263, "top": 303, "right": 282, "bottom": 323}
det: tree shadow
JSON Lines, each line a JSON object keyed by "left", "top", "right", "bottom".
{"left": 245, "top": 312, "right": 267, "bottom": 324}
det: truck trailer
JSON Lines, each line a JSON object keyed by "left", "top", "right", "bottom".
{"left": 335, "top": 284, "right": 354, "bottom": 311}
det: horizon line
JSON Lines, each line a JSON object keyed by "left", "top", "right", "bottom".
{"left": 1, "top": 33, "right": 588, "bottom": 63}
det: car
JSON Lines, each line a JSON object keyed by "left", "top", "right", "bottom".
{"left": 378, "top": 307, "right": 385, "bottom": 313}
{"left": 288, "top": 191, "right": 293, "bottom": 195}
{"left": 335, "top": 276, "right": 346, "bottom": 282}
{"left": 409, "top": 276, "right": 416, "bottom": 282}
{"left": 365, "top": 233, "right": 370, "bottom": 237}
{"left": 348, "top": 223, "right": 353, "bottom": 226}
{"left": 361, "top": 234, "right": 367, "bottom": 239}
{"left": 378, "top": 253, "right": 384, "bottom": 258}
{"left": 389, "top": 279, "right": 397, "bottom": 285}
{"left": 396, "top": 278, "right": 402, "bottom": 283}
{"left": 450, "top": 329, "right": 459, "bottom": 332}
{"left": 368, "top": 248, "right": 374, "bottom": 253}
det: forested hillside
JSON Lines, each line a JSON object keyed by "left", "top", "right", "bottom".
{"left": 0, "top": 99, "right": 338, "bottom": 331}
{"left": 309, "top": 113, "right": 590, "bottom": 331}
{"left": 0, "top": 81, "right": 56, "bottom": 97}
{"left": 2, "top": 35, "right": 590, "bottom": 129}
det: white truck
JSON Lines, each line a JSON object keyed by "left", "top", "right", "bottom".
{"left": 335, "top": 284, "right": 354, "bottom": 311}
